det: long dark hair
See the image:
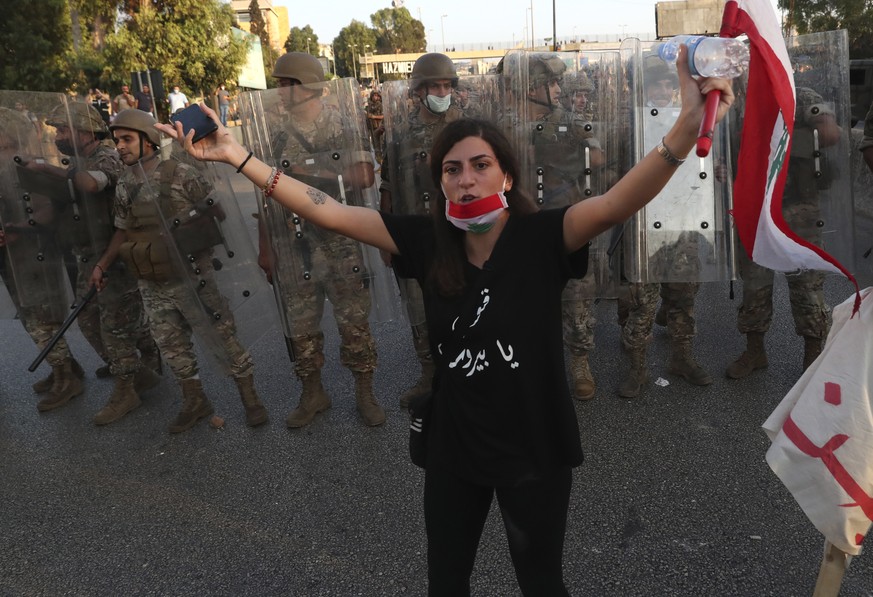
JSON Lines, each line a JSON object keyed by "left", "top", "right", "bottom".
{"left": 427, "top": 119, "right": 538, "bottom": 297}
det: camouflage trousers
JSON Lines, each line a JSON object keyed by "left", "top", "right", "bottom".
{"left": 735, "top": 203, "right": 831, "bottom": 339}
{"left": 278, "top": 250, "right": 376, "bottom": 379}
{"left": 76, "top": 257, "right": 153, "bottom": 376}
{"left": 617, "top": 282, "right": 699, "bottom": 348}
{"left": 397, "top": 276, "right": 431, "bottom": 360}
{"left": 20, "top": 304, "right": 72, "bottom": 368}
{"left": 561, "top": 277, "right": 596, "bottom": 355}
{"left": 736, "top": 249, "right": 831, "bottom": 339}
{"left": 139, "top": 270, "right": 253, "bottom": 380}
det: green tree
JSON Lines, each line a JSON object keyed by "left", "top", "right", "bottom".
{"left": 101, "top": 0, "right": 249, "bottom": 110}
{"left": 778, "top": 0, "right": 873, "bottom": 58}
{"left": 285, "top": 25, "right": 319, "bottom": 56}
{"left": 370, "top": 6, "right": 425, "bottom": 55}
{"left": 333, "top": 21, "right": 377, "bottom": 79}
{"left": 0, "top": 0, "right": 71, "bottom": 91}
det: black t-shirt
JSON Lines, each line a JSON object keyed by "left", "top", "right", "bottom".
{"left": 382, "top": 208, "right": 589, "bottom": 486}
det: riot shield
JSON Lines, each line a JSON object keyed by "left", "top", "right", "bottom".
{"left": 851, "top": 127, "right": 873, "bottom": 287}
{"left": 782, "top": 31, "right": 855, "bottom": 276}
{"left": 237, "top": 77, "right": 399, "bottom": 341}
{"left": 382, "top": 74, "right": 503, "bottom": 218}
{"left": 0, "top": 92, "right": 73, "bottom": 324}
{"left": 122, "top": 157, "right": 273, "bottom": 373}
{"left": 503, "top": 50, "right": 623, "bottom": 296}
{"left": 621, "top": 40, "right": 736, "bottom": 284}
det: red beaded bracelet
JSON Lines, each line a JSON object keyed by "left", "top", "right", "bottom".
{"left": 264, "top": 168, "right": 281, "bottom": 198}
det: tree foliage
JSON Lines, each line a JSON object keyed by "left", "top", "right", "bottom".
{"left": 332, "top": 21, "right": 377, "bottom": 79}
{"left": 0, "top": 0, "right": 72, "bottom": 91}
{"left": 779, "top": 0, "right": 873, "bottom": 58}
{"left": 101, "top": 0, "right": 249, "bottom": 101}
{"left": 370, "top": 7, "right": 425, "bottom": 55}
{"left": 248, "top": 0, "right": 278, "bottom": 87}
{"left": 285, "top": 25, "right": 319, "bottom": 55}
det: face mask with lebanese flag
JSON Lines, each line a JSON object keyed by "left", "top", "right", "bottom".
{"left": 442, "top": 179, "right": 509, "bottom": 234}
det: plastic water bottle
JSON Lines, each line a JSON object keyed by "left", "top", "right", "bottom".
{"left": 657, "top": 35, "right": 750, "bottom": 78}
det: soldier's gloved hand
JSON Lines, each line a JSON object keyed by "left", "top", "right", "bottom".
{"left": 343, "top": 161, "right": 376, "bottom": 189}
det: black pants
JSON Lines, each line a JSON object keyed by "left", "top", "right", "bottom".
{"left": 424, "top": 464, "right": 572, "bottom": 596}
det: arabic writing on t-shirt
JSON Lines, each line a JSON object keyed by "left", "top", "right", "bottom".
{"left": 441, "top": 288, "right": 519, "bottom": 377}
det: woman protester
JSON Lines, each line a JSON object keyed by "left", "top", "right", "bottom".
{"left": 157, "top": 45, "right": 733, "bottom": 596}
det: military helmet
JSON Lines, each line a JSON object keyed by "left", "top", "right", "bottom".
{"left": 272, "top": 52, "right": 326, "bottom": 84}
{"left": 109, "top": 109, "right": 161, "bottom": 147}
{"left": 46, "top": 101, "right": 108, "bottom": 137}
{"left": 410, "top": 53, "right": 458, "bottom": 90}
{"left": 562, "top": 71, "right": 594, "bottom": 94}
{"left": 528, "top": 54, "right": 567, "bottom": 90}
{"left": 643, "top": 54, "right": 679, "bottom": 88}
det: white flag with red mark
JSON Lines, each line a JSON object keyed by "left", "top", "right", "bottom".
{"left": 719, "top": 0, "right": 859, "bottom": 308}
{"left": 763, "top": 289, "right": 873, "bottom": 555}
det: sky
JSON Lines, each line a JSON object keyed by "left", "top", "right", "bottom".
{"left": 270, "top": 0, "right": 785, "bottom": 50}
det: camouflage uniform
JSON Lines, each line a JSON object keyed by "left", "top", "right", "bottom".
{"left": 380, "top": 104, "right": 464, "bottom": 364}
{"left": 273, "top": 103, "right": 377, "bottom": 379}
{"left": 531, "top": 105, "right": 603, "bottom": 356}
{"left": 60, "top": 143, "right": 157, "bottom": 377}
{"left": 114, "top": 157, "right": 253, "bottom": 380}
{"left": 735, "top": 87, "right": 832, "bottom": 341}
{"left": 365, "top": 92, "right": 383, "bottom": 162}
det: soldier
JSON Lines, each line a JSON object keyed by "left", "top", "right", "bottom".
{"left": 726, "top": 85, "right": 839, "bottom": 378}
{"left": 91, "top": 108, "right": 268, "bottom": 431}
{"left": 260, "top": 52, "right": 384, "bottom": 428}
{"left": 365, "top": 89, "right": 384, "bottom": 162}
{"left": 21, "top": 101, "right": 161, "bottom": 422}
{"left": 617, "top": 58, "right": 713, "bottom": 398}
{"left": 518, "top": 53, "right": 611, "bottom": 400}
{"left": 0, "top": 104, "right": 86, "bottom": 407}
{"left": 380, "top": 53, "right": 464, "bottom": 408}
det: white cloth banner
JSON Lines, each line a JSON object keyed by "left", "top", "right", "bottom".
{"left": 763, "top": 288, "right": 873, "bottom": 555}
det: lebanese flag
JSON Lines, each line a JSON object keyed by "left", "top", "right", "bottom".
{"left": 763, "top": 289, "right": 873, "bottom": 556}
{"left": 719, "top": 0, "right": 860, "bottom": 311}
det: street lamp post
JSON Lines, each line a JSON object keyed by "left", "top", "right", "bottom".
{"left": 350, "top": 44, "right": 358, "bottom": 80}
{"left": 306, "top": 37, "right": 311, "bottom": 54}
{"left": 530, "top": 0, "right": 535, "bottom": 48}
{"left": 440, "top": 14, "right": 448, "bottom": 52}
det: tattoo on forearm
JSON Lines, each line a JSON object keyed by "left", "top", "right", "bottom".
{"left": 307, "top": 187, "right": 328, "bottom": 205}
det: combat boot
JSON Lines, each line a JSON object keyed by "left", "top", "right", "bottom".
{"left": 235, "top": 374, "right": 268, "bottom": 427}
{"left": 95, "top": 364, "right": 113, "bottom": 379}
{"left": 617, "top": 349, "right": 648, "bottom": 399}
{"left": 93, "top": 373, "right": 141, "bottom": 425}
{"left": 802, "top": 336, "right": 824, "bottom": 371}
{"left": 168, "top": 378, "right": 214, "bottom": 433}
{"left": 570, "top": 353, "right": 595, "bottom": 401}
{"left": 32, "top": 357, "right": 84, "bottom": 394}
{"left": 285, "top": 372, "right": 331, "bottom": 428}
{"left": 399, "top": 359, "right": 435, "bottom": 409}
{"left": 353, "top": 371, "right": 386, "bottom": 426}
{"left": 725, "top": 332, "right": 768, "bottom": 379}
{"left": 667, "top": 343, "right": 713, "bottom": 386}
{"left": 37, "top": 359, "right": 85, "bottom": 412}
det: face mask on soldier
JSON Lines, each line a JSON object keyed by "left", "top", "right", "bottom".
{"left": 425, "top": 94, "right": 452, "bottom": 114}
{"left": 55, "top": 138, "right": 75, "bottom": 156}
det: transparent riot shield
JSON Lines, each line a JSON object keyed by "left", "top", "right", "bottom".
{"left": 851, "top": 127, "right": 873, "bottom": 287}
{"left": 502, "top": 50, "right": 623, "bottom": 297}
{"left": 622, "top": 41, "right": 736, "bottom": 284}
{"left": 782, "top": 31, "right": 855, "bottom": 276}
{"left": 237, "top": 78, "right": 399, "bottom": 345}
{"left": 0, "top": 92, "right": 73, "bottom": 324}
{"left": 123, "top": 157, "right": 273, "bottom": 373}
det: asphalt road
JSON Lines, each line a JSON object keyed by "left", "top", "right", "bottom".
{"left": 0, "top": 167, "right": 870, "bottom": 595}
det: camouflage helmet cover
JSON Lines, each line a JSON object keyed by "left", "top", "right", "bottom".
{"left": 109, "top": 108, "right": 161, "bottom": 147}
{"left": 528, "top": 54, "right": 567, "bottom": 90}
{"left": 272, "top": 52, "right": 327, "bottom": 85}
{"left": 45, "top": 101, "right": 108, "bottom": 137}
{"left": 562, "top": 71, "right": 594, "bottom": 94}
{"left": 642, "top": 54, "right": 679, "bottom": 88}
{"left": 410, "top": 53, "right": 459, "bottom": 90}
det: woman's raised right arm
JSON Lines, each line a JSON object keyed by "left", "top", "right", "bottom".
{"left": 155, "top": 105, "right": 399, "bottom": 255}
